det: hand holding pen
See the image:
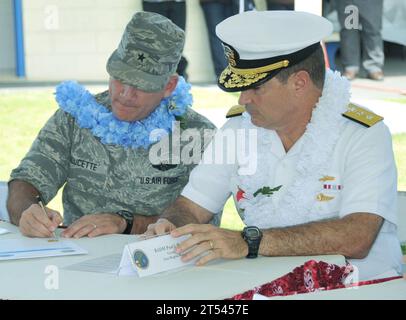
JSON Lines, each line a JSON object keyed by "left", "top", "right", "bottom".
{"left": 36, "top": 195, "right": 58, "bottom": 239}
{"left": 18, "top": 195, "right": 63, "bottom": 238}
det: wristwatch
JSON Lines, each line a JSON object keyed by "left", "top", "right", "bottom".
{"left": 242, "top": 226, "right": 263, "bottom": 259}
{"left": 115, "top": 210, "right": 134, "bottom": 234}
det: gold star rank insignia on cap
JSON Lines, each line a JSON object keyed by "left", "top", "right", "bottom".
{"left": 342, "top": 103, "right": 383, "bottom": 127}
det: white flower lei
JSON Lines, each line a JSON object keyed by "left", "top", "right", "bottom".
{"left": 236, "top": 70, "right": 351, "bottom": 228}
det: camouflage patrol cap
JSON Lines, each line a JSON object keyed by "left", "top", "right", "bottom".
{"left": 106, "top": 12, "right": 185, "bottom": 92}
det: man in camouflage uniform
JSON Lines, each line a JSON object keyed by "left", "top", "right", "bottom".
{"left": 7, "top": 12, "right": 215, "bottom": 238}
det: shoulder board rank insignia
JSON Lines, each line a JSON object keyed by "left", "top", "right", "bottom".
{"left": 226, "top": 105, "right": 246, "bottom": 118}
{"left": 342, "top": 103, "right": 383, "bottom": 127}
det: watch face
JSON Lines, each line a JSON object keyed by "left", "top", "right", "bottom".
{"left": 244, "top": 227, "right": 261, "bottom": 239}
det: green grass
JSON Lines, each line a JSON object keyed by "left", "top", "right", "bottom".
{"left": 385, "top": 98, "right": 406, "bottom": 105}
{"left": 0, "top": 90, "right": 63, "bottom": 211}
{"left": 0, "top": 90, "right": 58, "bottom": 176}
{"left": 401, "top": 242, "right": 406, "bottom": 255}
{"left": 191, "top": 87, "right": 239, "bottom": 109}
{"left": 1, "top": 89, "right": 405, "bottom": 229}
{"left": 393, "top": 133, "right": 406, "bottom": 191}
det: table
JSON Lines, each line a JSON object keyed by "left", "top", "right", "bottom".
{"left": 0, "top": 221, "right": 404, "bottom": 300}
{"left": 0, "top": 222, "right": 344, "bottom": 300}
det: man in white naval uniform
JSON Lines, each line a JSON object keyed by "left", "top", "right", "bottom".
{"left": 146, "top": 10, "right": 402, "bottom": 281}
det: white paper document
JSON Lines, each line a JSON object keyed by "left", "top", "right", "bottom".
{"left": 64, "top": 253, "right": 122, "bottom": 274}
{"left": 0, "top": 238, "right": 87, "bottom": 260}
{"left": 118, "top": 233, "right": 198, "bottom": 277}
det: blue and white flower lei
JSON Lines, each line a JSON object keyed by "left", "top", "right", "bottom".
{"left": 55, "top": 76, "right": 192, "bottom": 149}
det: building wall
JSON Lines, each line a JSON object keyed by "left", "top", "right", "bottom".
{"left": 0, "top": 0, "right": 16, "bottom": 76}
{"left": 7, "top": 0, "right": 316, "bottom": 82}
{"left": 21, "top": 0, "right": 218, "bottom": 83}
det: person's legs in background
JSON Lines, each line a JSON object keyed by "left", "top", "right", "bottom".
{"left": 335, "top": 0, "right": 361, "bottom": 80}
{"left": 266, "top": 0, "right": 294, "bottom": 11}
{"left": 357, "top": 0, "right": 384, "bottom": 80}
{"left": 200, "top": 0, "right": 254, "bottom": 80}
{"left": 200, "top": 1, "right": 232, "bottom": 79}
{"left": 142, "top": 1, "right": 188, "bottom": 79}
{"left": 241, "top": 0, "right": 255, "bottom": 11}
{"left": 142, "top": 1, "right": 169, "bottom": 17}
{"left": 166, "top": 1, "right": 188, "bottom": 79}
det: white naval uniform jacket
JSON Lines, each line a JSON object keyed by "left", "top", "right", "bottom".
{"left": 181, "top": 114, "right": 402, "bottom": 281}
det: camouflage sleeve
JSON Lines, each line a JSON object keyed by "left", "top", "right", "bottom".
{"left": 9, "top": 109, "right": 74, "bottom": 204}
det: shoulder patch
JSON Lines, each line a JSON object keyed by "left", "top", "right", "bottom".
{"left": 342, "top": 103, "right": 383, "bottom": 127}
{"left": 226, "top": 105, "right": 246, "bottom": 118}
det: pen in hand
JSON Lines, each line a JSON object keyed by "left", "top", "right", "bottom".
{"left": 36, "top": 195, "right": 57, "bottom": 239}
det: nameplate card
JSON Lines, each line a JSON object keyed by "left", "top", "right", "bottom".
{"left": 118, "top": 233, "right": 197, "bottom": 277}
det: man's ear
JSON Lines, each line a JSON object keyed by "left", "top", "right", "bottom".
{"left": 291, "top": 70, "right": 311, "bottom": 94}
{"left": 163, "top": 75, "right": 179, "bottom": 98}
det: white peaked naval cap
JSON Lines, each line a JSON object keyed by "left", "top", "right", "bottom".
{"left": 215, "top": 10, "right": 333, "bottom": 91}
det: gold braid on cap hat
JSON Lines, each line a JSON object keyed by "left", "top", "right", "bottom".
{"left": 219, "top": 59, "right": 290, "bottom": 89}
{"left": 229, "top": 59, "right": 290, "bottom": 76}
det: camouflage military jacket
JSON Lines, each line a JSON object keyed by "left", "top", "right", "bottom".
{"left": 10, "top": 92, "right": 215, "bottom": 224}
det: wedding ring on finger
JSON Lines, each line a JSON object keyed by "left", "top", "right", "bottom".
{"left": 209, "top": 240, "right": 214, "bottom": 250}
{"left": 91, "top": 223, "right": 97, "bottom": 230}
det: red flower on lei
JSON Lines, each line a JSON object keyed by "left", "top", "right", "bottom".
{"left": 236, "top": 187, "right": 246, "bottom": 202}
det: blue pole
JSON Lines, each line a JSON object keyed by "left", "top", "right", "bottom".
{"left": 13, "top": 0, "right": 26, "bottom": 78}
